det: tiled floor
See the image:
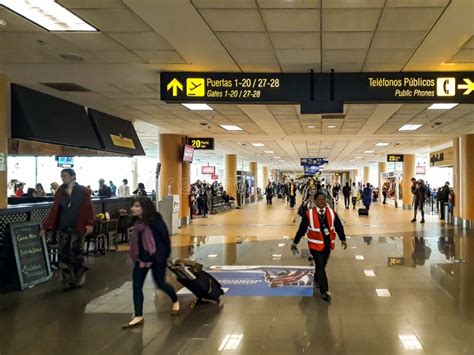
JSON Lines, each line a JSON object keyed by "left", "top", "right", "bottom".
{"left": 1, "top": 198, "right": 473, "bottom": 354}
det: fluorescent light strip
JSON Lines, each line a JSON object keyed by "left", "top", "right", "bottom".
{"left": 399, "top": 124, "right": 422, "bottom": 131}
{"left": 207, "top": 254, "right": 218, "bottom": 258}
{"left": 363, "top": 270, "right": 376, "bottom": 277}
{"left": 0, "top": 0, "right": 97, "bottom": 31}
{"left": 355, "top": 255, "right": 365, "bottom": 260}
{"left": 251, "top": 143, "right": 265, "bottom": 147}
{"left": 264, "top": 150, "right": 274, "bottom": 154}
{"left": 364, "top": 150, "right": 374, "bottom": 154}
{"left": 428, "top": 103, "right": 458, "bottom": 110}
{"left": 278, "top": 243, "right": 286, "bottom": 247}
{"left": 376, "top": 142, "right": 390, "bottom": 146}
{"left": 328, "top": 125, "right": 336, "bottom": 128}
{"left": 399, "top": 335, "right": 423, "bottom": 350}
{"left": 182, "top": 103, "right": 213, "bottom": 111}
{"left": 376, "top": 288, "right": 391, "bottom": 297}
{"left": 220, "top": 125, "right": 243, "bottom": 131}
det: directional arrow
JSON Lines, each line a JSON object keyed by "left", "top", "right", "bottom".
{"left": 166, "top": 78, "right": 183, "bottom": 97}
{"left": 457, "top": 78, "right": 474, "bottom": 95}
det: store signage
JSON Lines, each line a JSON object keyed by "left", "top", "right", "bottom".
{"left": 430, "top": 147, "right": 453, "bottom": 167}
{"left": 0, "top": 152, "right": 6, "bottom": 171}
{"left": 161, "top": 72, "right": 310, "bottom": 103}
{"left": 201, "top": 166, "right": 216, "bottom": 174}
{"left": 334, "top": 72, "right": 474, "bottom": 103}
{"left": 211, "top": 174, "right": 219, "bottom": 180}
{"left": 300, "top": 158, "right": 328, "bottom": 166}
{"left": 387, "top": 154, "right": 404, "bottom": 162}
{"left": 416, "top": 166, "right": 426, "bottom": 175}
{"left": 109, "top": 134, "right": 136, "bottom": 149}
{"left": 186, "top": 137, "right": 215, "bottom": 150}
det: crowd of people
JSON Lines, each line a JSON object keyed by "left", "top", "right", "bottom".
{"left": 8, "top": 178, "right": 149, "bottom": 199}
{"left": 190, "top": 180, "right": 233, "bottom": 218}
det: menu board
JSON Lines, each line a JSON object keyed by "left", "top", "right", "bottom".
{"left": 10, "top": 222, "right": 52, "bottom": 290}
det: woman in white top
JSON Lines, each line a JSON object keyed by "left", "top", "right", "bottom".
{"left": 118, "top": 179, "right": 131, "bottom": 197}
{"left": 350, "top": 182, "right": 358, "bottom": 210}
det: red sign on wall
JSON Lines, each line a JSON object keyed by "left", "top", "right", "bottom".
{"left": 201, "top": 166, "right": 215, "bottom": 174}
{"left": 211, "top": 174, "right": 219, "bottom": 180}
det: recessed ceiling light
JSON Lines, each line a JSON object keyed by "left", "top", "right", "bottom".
{"left": 428, "top": 103, "right": 458, "bottom": 110}
{"left": 0, "top": 0, "right": 97, "bottom": 31}
{"left": 182, "top": 103, "right": 213, "bottom": 111}
{"left": 307, "top": 125, "right": 316, "bottom": 129}
{"left": 274, "top": 156, "right": 281, "bottom": 159}
{"left": 399, "top": 124, "right": 422, "bottom": 131}
{"left": 376, "top": 288, "right": 391, "bottom": 297}
{"left": 355, "top": 255, "right": 365, "bottom": 260}
{"left": 264, "top": 150, "right": 274, "bottom": 154}
{"left": 0, "top": 19, "right": 7, "bottom": 27}
{"left": 376, "top": 142, "right": 390, "bottom": 146}
{"left": 251, "top": 143, "right": 264, "bottom": 147}
{"left": 328, "top": 125, "right": 336, "bottom": 128}
{"left": 399, "top": 335, "right": 423, "bottom": 350}
{"left": 363, "top": 270, "right": 376, "bottom": 277}
{"left": 220, "top": 125, "right": 243, "bottom": 131}
{"left": 364, "top": 150, "right": 374, "bottom": 154}
{"left": 355, "top": 156, "right": 362, "bottom": 159}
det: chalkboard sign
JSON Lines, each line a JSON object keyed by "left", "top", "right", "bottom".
{"left": 10, "top": 222, "right": 52, "bottom": 290}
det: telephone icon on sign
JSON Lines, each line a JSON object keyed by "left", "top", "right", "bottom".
{"left": 436, "top": 77, "right": 456, "bottom": 97}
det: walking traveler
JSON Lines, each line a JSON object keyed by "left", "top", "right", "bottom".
{"left": 265, "top": 182, "right": 274, "bottom": 205}
{"left": 438, "top": 182, "right": 450, "bottom": 220}
{"left": 362, "top": 183, "right": 373, "bottom": 211}
{"left": 123, "top": 197, "right": 180, "bottom": 329}
{"left": 351, "top": 182, "right": 358, "bottom": 209}
{"left": 41, "top": 169, "right": 94, "bottom": 289}
{"left": 289, "top": 179, "right": 297, "bottom": 210}
{"left": 292, "top": 192, "right": 347, "bottom": 301}
{"left": 342, "top": 182, "right": 351, "bottom": 209}
{"left": 382, "top": 184, "right": 388, "bottom": 204}
{"left": 411, "top": 180, "right": 428, "bottom": 224}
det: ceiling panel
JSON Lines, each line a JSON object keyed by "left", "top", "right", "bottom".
{"left": 322, "top": 49, "right": 367, "bottom": 62}
{"left": 378, "top": 8, "right": 444, "bottom": 31}
{"left": 258, "top": 0, "right": 321, "bottom": 8}
{"left": 72, "top": 9, "right": 153, "bottom": 32}
{"left": 385, "top": 0, "right": 449, "bottom": 7}
{"left": 199, "top": 9, "right": 265, "bottom": 31}
{"left": 217, "top": 32, "right": 272, "bottom": 50}
{"left": 0, "top": 33, "right": 78, "bottom": 50}
{"left": 57, "top": 0, "right": 126, "bottom": 8}
{"left": 365, "top": 49, "right": 413, "bottom": 63}
{"left": 276, "top": 49, "right": 320, "bottom": 64}
{"left": 322, "top": 0, "right": 384, "bottom": 7}
{"left": 91, "top": 50, "right": 144, "bottom": 63}
{"left": 323, "top": 9, "right": 382, "bottom": 31}
{"left": 270, "top": 32, "right": 320, "bottom": 49}
{"left": 371, "top": 31, "right": 426, "bottom": 49}
{"left": 56, "top": 32, "right": 125, "bottom": 50}
{"left": 0, "top": 7, "right": 43, "bottom": 32}
{"left": 322, "top": 32, "right": 372, "bottom": 49}
{"left": 192, "top": 0, "right": 256, "bottom": 8}
{"left": 107, "top": 32, "right": 173, "bottom": 50}
{"left": 133, "top": 50, "right": 188, "bottom": 64}
{"left": 449, "top": 49, "right": 474, "bottom": 63}
{"left": 230, "top": 50, "right": 278, "bottom": 64}
{"left": 261, "top": 9, "right": 320, "bottom": 32}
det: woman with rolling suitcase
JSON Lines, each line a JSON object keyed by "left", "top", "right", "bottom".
{"left": 122, "top": 197, "right": 180, "bottom": 329}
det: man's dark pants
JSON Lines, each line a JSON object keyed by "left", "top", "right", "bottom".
{"left": 58, "top": 229, "right": 87, "bottom": 286}
{"left": 310, "top": 246, "right": 331, "bottom": 294}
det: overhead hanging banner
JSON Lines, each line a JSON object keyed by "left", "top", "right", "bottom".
{"left": 186, "top": 137, "right": 215, "bottom": 150}
{"left": 333, "top": 72, "right": 474, "bottom": 103}
{"left": 161, "top": 72, "right": 311, "bottom": 103}
{"left": 387, "top": 154, "right": 404, "bottom": 162}
{"left": 300, "top": 158, "right": 329, "bottom": 166}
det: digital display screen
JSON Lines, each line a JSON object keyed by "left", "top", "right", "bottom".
{"left": 183, "top": 145, "right": 194, "bottom": 163}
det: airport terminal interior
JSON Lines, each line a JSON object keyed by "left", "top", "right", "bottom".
{"left": 0, "top": 1, "right": 474, "bottom": 354}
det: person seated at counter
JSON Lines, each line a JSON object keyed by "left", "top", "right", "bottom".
{"left": 14, "top": 182, "right": 25, "bottom": 197}
{"left": 33, "top": 183, "right": 46, "bottom": 197}
{"left": 133, "top": 183, "right": 147, "bottom": 197}
{"left": 97, "top": 179, "right": 112, "bottom": 198}
{"left": 50, "top": 182, "right": 60, "bottom": 196}
{"left": 25, "top": 188, "right": 35, "bottom": 198}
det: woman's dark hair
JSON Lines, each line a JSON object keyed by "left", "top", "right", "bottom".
{"left": 133, "top": 197, "right": 156, "bottom": 225}
{"left": 138, "top": 183, "right": 145, "bottom": 189}
{"left": 36, "top": 183, "right": 44, "bottom": 190}
{"left": 26, "top": 188, "right": 35, "bottom": 197}
{"left": 61, "top": 168, "right": 76, "bottom": 179}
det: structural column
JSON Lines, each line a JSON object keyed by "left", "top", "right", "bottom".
{"left": 363, "top": 166, "right": 370, "bottom": 185}
{"left": 262, "top": 165, "right": 269, "bottom": 189}
{"left": 378, "top": 162, "right": 387, "bottom": 200}
{"left": 159, "top": 134, "right": 183, "bottom": 216}
{"left": 460, "top": 134, "right": 474, "bottom": 227}
{"left": 453, "top": 137, "right": 461, "bottom": 224}
{"left": 249, "top": 161, "right": 258, "bottom": 203}
{"left": 0, "top": 74, "right": 9, "bottom": 209}
{"left": 224, "top": 154, "right": 237, "bottom": 199}
{"left": 402, "top": 154, "right": 415, "bottom": 210}
{"left": 180, "top": 161, "right": 191, "bottom": 225}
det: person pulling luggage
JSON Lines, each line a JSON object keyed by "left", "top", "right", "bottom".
{"left": 291, "top": 192, "right": 347, "bottom": 301}
{"left": 123, "top": 197, "right": 180, "bottom": 329}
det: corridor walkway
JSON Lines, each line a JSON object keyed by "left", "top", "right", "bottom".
{"left": 0, "top": 199, "right": 473, "bottom": 355}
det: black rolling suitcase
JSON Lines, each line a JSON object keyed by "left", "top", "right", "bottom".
{"left": 168, "top": 260, "right": 224, "bottom": 303}
{"left": 358, "top": 208, "right": 369, "bottom": 216}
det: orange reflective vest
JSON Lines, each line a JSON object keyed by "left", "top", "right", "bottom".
{"left": 306, "top": 207, "right": 336, "bottom": 252}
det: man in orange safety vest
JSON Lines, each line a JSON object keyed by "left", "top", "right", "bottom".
{"left": 292, "top": 192, "right": 347, "bottom": 301}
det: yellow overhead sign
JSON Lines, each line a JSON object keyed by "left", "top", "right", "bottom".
{"left": 458, "top": 78, "right": 474, "bottom": 95}
{"left": 110, "top": 134, "right": 136, "bottom": 149}
{"left": 166, "top": 78, "right": 183, "bottom": 97}
{"left": 186, "top": 78, "right": 205, "bottom": 97}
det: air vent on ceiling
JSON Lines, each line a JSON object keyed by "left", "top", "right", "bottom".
{"left": 321, "top": 114, "right": 345, "bottom": 119}
{"left": 40, "top": 82, "right": 91, "bottom": 92}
